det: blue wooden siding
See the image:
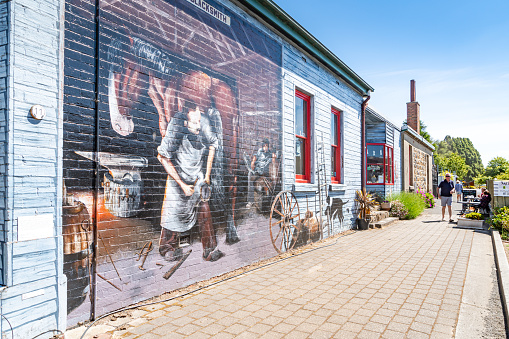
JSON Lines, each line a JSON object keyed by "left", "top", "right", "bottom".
{"left": 365, "top": 116, "right": 402, "bottom": 198}
{"left": 0, "top": 0, "right": 65, "bottom": 336}
{"left": 366, "top": 121, "right": 386, "bottom": 144}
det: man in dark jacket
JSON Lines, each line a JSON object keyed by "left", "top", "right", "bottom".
{"left": 437, "top": 173, "right": 455, "bottom": 222}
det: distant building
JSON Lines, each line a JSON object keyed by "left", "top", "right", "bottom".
{"left": 365, "top": 107, "right": 402, "bottom": 198}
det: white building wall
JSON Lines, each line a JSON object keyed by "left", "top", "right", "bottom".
{"left": 282, "top": 43, "right": 363, "bottom": 233}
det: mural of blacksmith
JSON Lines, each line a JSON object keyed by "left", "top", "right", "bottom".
{"left": 63, "top": 0, "right": 283, "bottom": 325}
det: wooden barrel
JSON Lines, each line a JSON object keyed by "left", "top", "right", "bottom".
{"left": 63, "top": 200, "right": 92, "bottom": 313}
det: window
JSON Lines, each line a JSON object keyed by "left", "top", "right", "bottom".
{"left": 295, "top": 90, "right": 311, "bottom": 182}
{"left": 331, "top": 108, "right": 341, "bottom": 183}
{"left": 366, "top": 144, "right": 394, "bottom": 185}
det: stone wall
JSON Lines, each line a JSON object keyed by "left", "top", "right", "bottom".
{"left": 413, "top": 147, "right": 428, "bottom": 191}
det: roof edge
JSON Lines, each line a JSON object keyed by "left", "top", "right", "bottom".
{"left": 401, "top": 125, "right": 435, "bottom": 151}
{"left": 366, "top": 106, "right": 401, "bottom": 131}
{"left": 234, "top": 0, "right": 374, "bottom": 95}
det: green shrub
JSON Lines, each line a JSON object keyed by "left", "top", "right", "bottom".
{"left": 465, "top": 212, "right": 483, "bottom": 220}
{"left": 389, "top": 200, "right": 408, "bottom": 219}
{"left": 416, "top": 188, "right": 436, "bottom": 208}
{"left": 387, "top": 192, "right": 426, "bottom": 219}
{"left": 488, "top": 206, "right": 509, "bottom": 239}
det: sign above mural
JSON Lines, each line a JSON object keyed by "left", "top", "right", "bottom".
{"left": 185, "top": 0, "right": 231, "bottom": 25}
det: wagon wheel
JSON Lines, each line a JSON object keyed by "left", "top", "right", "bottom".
{"left": 269, "top": 191, "right": 301, "bottom": 253}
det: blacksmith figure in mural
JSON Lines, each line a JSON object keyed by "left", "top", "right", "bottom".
{"left": 107, "top": 36, "right": 241, "bottom": 258}
{"left": 157, "top": 100, "right": 223, "bottom": 261}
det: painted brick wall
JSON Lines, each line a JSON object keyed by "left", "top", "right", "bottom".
{"left": 0, "top": 0, "right": 65, "bottom": 337}
{"left": 282, "top": 43, "right": 363, "bottom": 233}
{"left": 62, "top": 0, "right": 288, "bottom": 326}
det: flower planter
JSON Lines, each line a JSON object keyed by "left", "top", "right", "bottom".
{"left": 380, "top": 202, "right": 391, "bottom": 211}
{"left": 457, "top": 217, "right": 484, "bottom": 230}
{"left": 357, "top": 218, "right": 370, "bottom": 230}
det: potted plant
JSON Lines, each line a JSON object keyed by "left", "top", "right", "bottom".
{"left": 380, "top": 200, "right": 391, "bottom": 211}
{"left": 355, "top": 189, "right": 378, "bottom": 230}
{"left": 457, "top": 212, "right": 484, "bottom": 229}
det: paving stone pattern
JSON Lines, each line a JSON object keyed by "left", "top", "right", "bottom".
{"left": 104, "top": 206, "right": 494, "bottom": 338}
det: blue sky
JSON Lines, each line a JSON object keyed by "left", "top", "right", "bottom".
{"left": 275, "top": 0, "right": 509, "bottom": 167}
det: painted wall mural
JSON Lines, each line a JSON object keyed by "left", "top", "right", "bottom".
{"left": 63, "top": 0, "right": 289, "bottom": 325}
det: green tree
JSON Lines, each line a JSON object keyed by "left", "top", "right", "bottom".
{"left": 446, "top": 153, "right": 469, "bottom": 179}
{"left": 484, "top": 156, "right": 509, "bottom": 178}
{"left": 434, "top": 136, "right": 483, "bottom": 181}
{"left": 437, "top": 152, "right": 469, "bottom": 179}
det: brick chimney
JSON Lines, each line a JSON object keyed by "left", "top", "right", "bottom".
{"left": 406, "top": 79, "right": 420, "bottom": 133}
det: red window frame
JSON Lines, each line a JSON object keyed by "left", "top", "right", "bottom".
{"left": 295, "top": 90, "right": 311, "bottom": 183}
{"left": 331, "top": 108, "right": 341, "bottom": 184}
{"left": 366, "top": 143, "right": 394, "bottom": 185}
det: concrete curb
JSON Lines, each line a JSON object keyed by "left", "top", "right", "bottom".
{"left": 491, "top": 230, "right": 509, "bottom": 332}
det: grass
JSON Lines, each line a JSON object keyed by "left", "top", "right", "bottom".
{"left": 387, "top": 192, "right": 426, "bottom": 219}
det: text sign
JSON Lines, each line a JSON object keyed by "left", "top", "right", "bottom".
{"left": 494, "top": 180, "right": 509, "bottom": 197}
{"left": 186, "top": 0, "right": 231, "bottom": 25}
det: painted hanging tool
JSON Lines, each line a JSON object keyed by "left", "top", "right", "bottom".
{"left": 137, "top": 241, "right": 153, "bottom": 271}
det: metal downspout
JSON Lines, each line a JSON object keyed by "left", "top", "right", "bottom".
{"left": 91, "top": 0, "right": 101, "bottom": 321}
{"left": 361, "top": 95, "right": 370, "bottom": 192}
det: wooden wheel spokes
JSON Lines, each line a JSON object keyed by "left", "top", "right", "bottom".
{"left": 269, "top": 191, "right": 301, "bottom": 254}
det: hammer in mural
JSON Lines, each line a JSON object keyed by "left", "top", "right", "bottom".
{"left": 107, "top": 36, "right": 240, "bottom": 264}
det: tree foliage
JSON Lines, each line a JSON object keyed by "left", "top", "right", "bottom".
{"left": 434, "top": 136, "right": 483, "bottom": 181}
{"left": 474, "top": 156, "right": 509, "bottom": 185}
{"left": 484, "top": 157, "right": 509, "bottom": 177}
{"left": 435, "top": 152, "right": 469, "bottom": 179}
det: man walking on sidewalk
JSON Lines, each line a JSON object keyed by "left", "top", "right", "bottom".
{"left": 438, "top": 173, "right": 455, "bottom": 222}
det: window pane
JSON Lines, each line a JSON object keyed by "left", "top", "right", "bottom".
{"left": 331, "top": 113, "right": 338, "bottom": 146}
{"left": 385, "top": 165, "right": 390, "bottom": 183}
{"left": 385, "top": 147, "right": 389, "bottom": 163}
{"left": 296, "top": 138, "right": 306, "bottom": 175}
{"left": 295, "top": 96, "right": 307, "bottom": 137}
{"left": 331, "top": 145, "right": 336, "bottom": 178}
{"left": 367, "top": 145, "right": 383, "bottom": 164}
{"left": 367, "top": 164, "right": 383, "bottom": 184}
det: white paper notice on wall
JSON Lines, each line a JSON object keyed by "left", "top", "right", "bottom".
{"left": 17, "top": 214, "right": 54, "bottom": 241}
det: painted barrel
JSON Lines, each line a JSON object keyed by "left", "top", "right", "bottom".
{"left": 63, "top": 200, "right": 92, "bottom": 313}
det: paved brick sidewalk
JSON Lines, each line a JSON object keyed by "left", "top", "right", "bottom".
{"left": 70, "top": 203, "right": 504, "bottom": 338}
